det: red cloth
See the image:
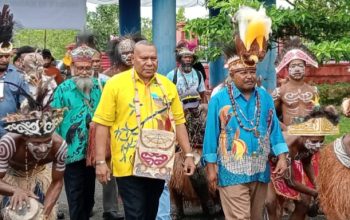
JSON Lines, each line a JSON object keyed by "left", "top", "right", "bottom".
{"left": 44, "top": 66, "right": 63, "bottom": 85}
{"left": 86, "top": 122, "right": 111, "bottom": 167}
{"left": 270, "top": 152, "right": 319, "bottom": 200}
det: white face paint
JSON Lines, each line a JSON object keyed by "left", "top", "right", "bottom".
{"left": 118, "top": 39, "right": 135, "bottom": 66}
{"left": 304, "top": 139, "right": 324, "bottom": 151}
{"left": 288, "top": 59, "right": 305, "bottom": 80}
{"left": 27, "top": 139, "right": 53, "bottom": 161}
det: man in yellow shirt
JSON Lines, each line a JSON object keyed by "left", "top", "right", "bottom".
{"left": 93, "top": 41, "right": 195, "bottom": 219}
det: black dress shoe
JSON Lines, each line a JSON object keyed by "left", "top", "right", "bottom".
{"left": 103, "top": 211, "right": 124, "bottom": 220}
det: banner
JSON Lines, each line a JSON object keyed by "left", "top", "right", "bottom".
{"left": 87, "top": 0, "right": 205, "bottom": 7}
{"left": 0, "top": 0, "right": 86, "bottom": 30}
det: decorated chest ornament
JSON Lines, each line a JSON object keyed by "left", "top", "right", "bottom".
{"left": 287, "top": 105, "right": 340, "bottom": 137}
{"left": 276, "top": 37, "right": 318, "bottom": 74}
{"left": 70, "top": 45, "right": 97, "bottom": 63}
{"left": 226, "top": 5, "right": 272, "bottom": 70}
{"left": 0, "top": 4, "right": 14, "bottom": 55}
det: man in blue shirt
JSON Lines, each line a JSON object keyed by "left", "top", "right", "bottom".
{"left": 0, "top": 5, "right": 29, "bottom": 138}
{"left": 167, "top": 47, "right": 207, "bottom": 108}
{"left": 203, "top": 6, "right": 288, "bottom": 217}
{"left": 203, "top": 52, "right": 289, "bottom": 219}
{"left": 0, "top": 65, "right": 28, "bottom": 138}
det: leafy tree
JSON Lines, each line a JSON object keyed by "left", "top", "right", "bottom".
{"left": 87, "top": 4, "right": 119, "bottom": 51}
{"left": 14, "top": 29, "right": 77, "bottom": 59}
{"left": 186, "top": 0, "right": 350, "bottom": 62}
{"left": 87, "top": 4, "right": 153, "bottom": 47}
{"left": 141, "top": 17, "right": 152, "bottom": 41}
{"left": 177, "top": 7, "right": 187, "bottom": 23}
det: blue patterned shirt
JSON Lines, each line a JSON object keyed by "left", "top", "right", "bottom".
{"left": 202, "top": 83, "right": 288, "bottom": 187}
{"left": 51, "top": 78, "right": 101, "bottom": 164}
{"left": 0, "top": 66, "right": 29, "bottom": 138}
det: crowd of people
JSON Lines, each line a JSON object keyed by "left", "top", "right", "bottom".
{"left": 0, "top": 4, "right": 350, "bottom": 220}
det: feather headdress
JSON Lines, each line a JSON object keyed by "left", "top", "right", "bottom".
{"left": 175, "top": 41, "right": 197, "bottom": 63}
{"left": 0, "top": 4, "right": 14, "bottom": 54}
{"left": 232, "top": 6, "right": 272, "bottom": 66}
{"left": 2, "top": 52, "right": 64, "bottom": 137}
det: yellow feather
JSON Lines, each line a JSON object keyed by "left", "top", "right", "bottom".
{"left": 311, "top": 94, "right": 320, "bottom": 107}
{"left": 245, "top": 20, "right": 266, "bottom": 51}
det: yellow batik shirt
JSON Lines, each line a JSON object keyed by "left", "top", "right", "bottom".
{"left": 92, "top": 69, "right": 186, "bottom": 177}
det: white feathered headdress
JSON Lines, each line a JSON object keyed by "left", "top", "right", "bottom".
{"left": 232, "top": 6, "right": 272, "bottom": 66}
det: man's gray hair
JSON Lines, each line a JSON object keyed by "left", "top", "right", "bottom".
{"left": 135, "top": 40, "right": 155, "bottom": 47}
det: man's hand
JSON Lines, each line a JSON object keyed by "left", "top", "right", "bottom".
{"left": 10, "top": 188, "right": 38, "bottom": 211}
{"left": 183, "top": 157, "right": 195, "bottom": 176}
{"left": 273, "top": 154, "right": 288, "bottom": 179}
{"left": 206, "top": 164, "right": 217, "bottom": 193}
{"left": 96, "top": 163, "right": 111, "bottom": 184}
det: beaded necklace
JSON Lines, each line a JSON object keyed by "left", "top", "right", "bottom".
{"left": 179, "top": 68, "right": 194, "bottom": 90}
{"left": 227, "top": 82, "right": 261, "bottom": 137}
{"left": 25, "top": 144, "right": 38, "bottom": 190}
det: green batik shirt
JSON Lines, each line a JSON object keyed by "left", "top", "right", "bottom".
{"left": 51, "top": 78, "right": 101, "bottom": 164}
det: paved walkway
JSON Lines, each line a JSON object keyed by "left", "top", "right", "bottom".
{"left": 58, "top": 182, "right": 326, "bottom": 220}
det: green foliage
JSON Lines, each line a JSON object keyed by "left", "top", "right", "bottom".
{"left": 14, "top": 29, "right": 77, "bottom": 60}
{"left": 318, "top": 83, "right": 350, "bottom": 106}
{"left": 308, "top": 38, "right": 350, "bottom": 63}
{"left": 87, "top": 5, "right": 153, "bottom": 47}
{"left": 185, "top": 14, "right": 232, "bottom": 60}
{"left": 141, "top": 18, "right": 152, "bottom": 41}
{"left": 325, "top": 116, "right": 350, "bottom": 144}
{"left": 186, "top": 0, "right": 350, "bottom": 62}
{"left": 12, "top": 4, "right": 154, "bottom": 60}
{"left": 317, "top": 83, "right": 350, "bottom": 143}
{"left": 87, "top": 4, "right": 119, "bottom": 51}
{"left": 177, "top": 7, "right": 187, "bottom": 23}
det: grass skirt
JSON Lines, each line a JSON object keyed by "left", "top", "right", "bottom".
{"left": 0, "top": 165, "right": 56, "bottom": 220}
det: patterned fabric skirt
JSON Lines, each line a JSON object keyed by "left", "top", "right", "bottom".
{"left": 270, "top": 153, "right": 319, "bottom": 200}
{"left": 0, "top": 165, "right": 56, "bottom": 220}
{"left": 184, "top": 105, "right": 207, "bottom": 148}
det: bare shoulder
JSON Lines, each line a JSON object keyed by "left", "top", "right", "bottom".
{"left": 0, "top": 133, "right": 23, "bottom": 149}
{"left": 303, "top": 83, "right": 318, "bottom": 92}
{"left": 279, "top": 83, "right": 289, "bottom": 94}
{"left": 50, "top": 134, "right": 67, "bottom": 171}
{"left": 50, "top": 134, "right": 65, "bottom": 155}
{"left": 271, "top": 87, "right": 281, "bottom": 100}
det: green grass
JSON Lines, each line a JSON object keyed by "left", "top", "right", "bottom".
{"left": 325, "top": 115, "right": 350, "bottom": 144}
